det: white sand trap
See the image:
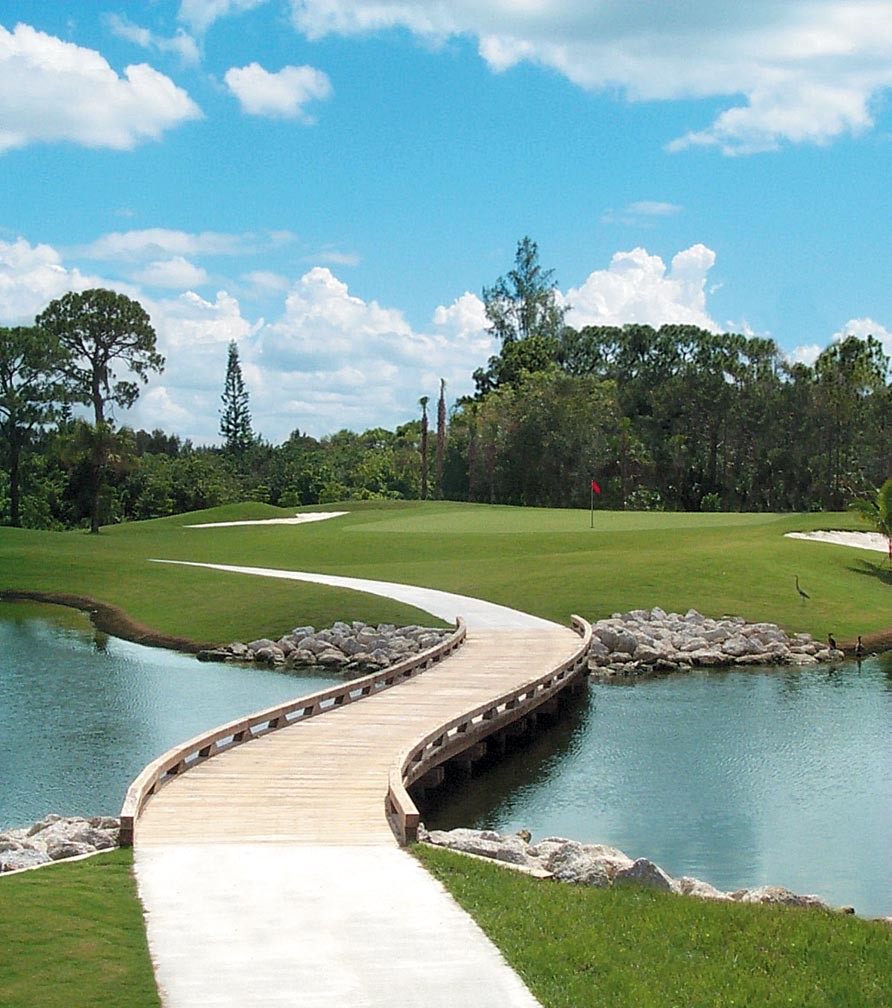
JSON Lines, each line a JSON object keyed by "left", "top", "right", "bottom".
{"left": 185, "top": 511, "right": 347, "bottom": 529}
{"left": 785, "top": 530, "right": 890, "bottom": 553}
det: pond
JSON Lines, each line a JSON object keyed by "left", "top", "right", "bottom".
{"left": 421, "top": 659, "right": 892, "bottom": 919}
{"left": 3, "top": 602, "right": 889, "bottom": 919}
{"left": 0, "top": 602, "right": 340, "bottom": 830}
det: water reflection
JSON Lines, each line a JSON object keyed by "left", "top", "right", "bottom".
{"left": 422, "top": 660, "right": 892, "bottom": 919}
{"left": 0, "top": 603, "right": 340, "bottom": 829}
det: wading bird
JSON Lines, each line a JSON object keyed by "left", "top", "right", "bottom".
{"left": 795, "top": 575, "right": 810, "bottom": 599}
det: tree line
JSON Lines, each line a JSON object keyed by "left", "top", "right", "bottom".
{"left": 1, "top": 241, "right": 889, "bottom": 530}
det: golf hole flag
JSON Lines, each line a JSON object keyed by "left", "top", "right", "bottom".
{"left": 590, "top": 478, "right": 601, "bottom": 527}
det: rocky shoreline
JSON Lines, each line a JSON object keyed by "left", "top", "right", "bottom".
{"left": 420, "top": 826, "right": 861, "bottom": 915}
{"left": 0, "top": 815, "right": 120, "bottom": 873}
{"left": 588, "top": 607, "right": 845, "bottom": 677}
{"left": 197, "top": 621, "right": 454, "bottom": 673}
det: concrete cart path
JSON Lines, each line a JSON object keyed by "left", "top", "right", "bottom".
{"left": 133, "top": 605, "right": 585, "bottom": 1006}
{"left": 149, "top": 558, "right": 561, "bottom": 630}
{"left": 136, "top": 844, "right": 543, "bottom": 1008}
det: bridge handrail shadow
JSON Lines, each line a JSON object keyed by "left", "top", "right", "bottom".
{"left": 387, "top": 615, "right": 592, "bottom": 844}
{"left": 119, "top": 618, "right": 467, "bottom": 845}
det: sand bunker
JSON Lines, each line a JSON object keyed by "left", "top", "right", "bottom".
{"left": 185, "top": 512, "right": 347, "bottom": 529}
{"left": 785, "top": 530, "right": 889, "bottom": 553}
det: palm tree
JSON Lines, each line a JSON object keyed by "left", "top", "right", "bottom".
{"left": 436, "top": 379, "right": 446, "bottom": 499}
{"left": 849, "top": 478, "right": 892, "bottom": 566}
{"left": 419, "top": 396, "right": 429, "bottom": 500}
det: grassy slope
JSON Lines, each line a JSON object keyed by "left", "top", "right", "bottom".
{"left": 416, "top": 846, "right": 892, "bottom": 1008}
{"left": 1, "top": 500, "right": 889, "bottom": 1004}
{"left": 0, "top": 851, "right": 160, "bottom": 1008}
{"left": 0, "top": 499, "right": 887, "bottom": 644}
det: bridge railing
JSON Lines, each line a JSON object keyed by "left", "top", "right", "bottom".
{"left": 387, "top": 615, "right": 592, "bottom": 844}
{"left": 119, "top": 619, "right": 467, "bottom": 845}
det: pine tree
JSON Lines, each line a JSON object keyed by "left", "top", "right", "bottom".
{"left": 219, "top": 340, "right": 254, "bottom": 454}
{"left": 419, "top": 395, "right": 429, "bottom": 500}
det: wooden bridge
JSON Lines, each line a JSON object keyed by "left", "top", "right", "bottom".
{"left": 125, "top": 616, "right": 592, "bottom": 1007}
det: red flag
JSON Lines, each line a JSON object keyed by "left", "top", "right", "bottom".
{"left": 591, "top": 480, "right": 601, "bottom": 494}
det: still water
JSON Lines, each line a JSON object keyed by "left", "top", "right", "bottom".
{"left": 3, "top": 603, "right": 890, "bottom": 918}
{"left": 422, "top": 659, "right": 892, "bottom": 919}
{"left": 0, "top": 602, "right": 340, "bottom": 829}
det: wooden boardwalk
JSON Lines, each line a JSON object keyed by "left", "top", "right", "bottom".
{"left": 132, "top": 623, "right": 589, "bottom": 1008}
{"left": 136, "top": 627, "right": 582, "bottom": 847}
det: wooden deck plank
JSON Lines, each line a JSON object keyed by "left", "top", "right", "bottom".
{"left": 135, "top": 628, "right": 581, "bottom": 846}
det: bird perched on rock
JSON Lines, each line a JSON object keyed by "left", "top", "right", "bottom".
{"left": 828, "top": 633, "right": 837, "bottom": 650}
{"left": 795, "top": 575, "right": 810, "bottom": 599}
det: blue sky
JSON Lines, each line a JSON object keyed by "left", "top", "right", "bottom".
{"left": 2, "top": 1, "right": 892, "bottom": 442}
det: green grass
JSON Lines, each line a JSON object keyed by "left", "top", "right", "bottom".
{"left": 0, "top": 850, "right": 160, "bottom": 1008}
{"left": 0, "top": 499, "right": 887, "bottom": 645}
{"left": 415, "top": 845, "right": 892, "bottom": 1008}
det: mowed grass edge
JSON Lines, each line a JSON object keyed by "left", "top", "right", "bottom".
{"left": 415, "top": 845, "right": 892, "bottom": 1008}
{"left": 0, "top": 850, "right": 161, "bottom": 1008}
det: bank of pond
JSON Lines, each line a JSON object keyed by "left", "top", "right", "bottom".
{"left": 1, "top": 602, "right": 889, "bottom": 918}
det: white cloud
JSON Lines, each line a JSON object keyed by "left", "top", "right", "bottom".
{"left": 178, "top": 0, "right": 268, "bottom": 34}
{"left": 287, "top": 1, "right": 892, "bottom": 153}
{"left": 106, "top": 14, "right": 200, "bottom": 66}
{"left": 131, "top": 257, "right": 209, "bottom": 289}
{"left": 601, "top": 200, "right": 683, "bottom": 225}
{"left": 834, "top": 316, "right": 892, "bottom": 358}
{"left": 564, "top": 243, "right": 719, "bottom": 331}
{"left": 788, "top": 343, "right": 823, "bottom": 366}
{"left": 0, "top": 237, "right": 99, "bottom": 322}
{"left": 0, "top": 23, "right": 201, "bottom": 153}
{"left": 224, "top": 62, "right": 332, "bottom": 121}
{"left": 78, "top": 228, "right": 258, "bottom": 261}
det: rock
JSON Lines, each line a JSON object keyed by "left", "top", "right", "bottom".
{"left": 1, "top": 847, "right": 51, "bottom": 871}
{"left": 614, "top": 857, "right": 677, "bottom": 893}
{"left": 543, "top": 841, "right": 612, "bottom": 887}
{"left": 26, "top": 814, "right": 64, "bottom": 837}
{"left": 253, "top": 646, "right": 285, "bottom": 665}
{"left": 46, "top": 839, "right": 93, "bottom": 861}
{"left": 737, "top": 886, "right": 831, "bottom": 910}
{"left": 423, "top": 828, "right": 531, "bottom": 866}
{"left": 316, "top": 648, "right": 349, "bottom": 667}
{"left": 677, "top": 877, "right": 732, "bottom": 901}
{"left": 247, "top": 638, "right": 277, "bottom": 652}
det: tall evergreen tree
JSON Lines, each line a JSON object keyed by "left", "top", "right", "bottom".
{"left": 219, "top": 340, "right": 254, "bottom": 454}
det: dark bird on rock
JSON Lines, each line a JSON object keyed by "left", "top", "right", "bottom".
{"left": 795, "top": 575, "right": 810, "bottom": 599}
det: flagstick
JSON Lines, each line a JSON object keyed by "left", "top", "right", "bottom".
{"left": 590, "top": 480, "right": 594, "bottom": 528}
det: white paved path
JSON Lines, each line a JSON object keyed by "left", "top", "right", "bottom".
{"left": 149, "top": 559, "right": 561, "bottom": 630}
{"left": 137, "top": 845, "right": 541, "bottom": 1008}
{"left": 136, "top": 563, "right": 567, "bottom": 1007}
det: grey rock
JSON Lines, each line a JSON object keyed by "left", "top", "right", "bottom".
{"left": 614, "top": 857, "right": 677, "bottom": 892}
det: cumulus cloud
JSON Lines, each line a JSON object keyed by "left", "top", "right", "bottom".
{"left": 0, "top": 237, "right": 100, "bottom": 323}
{"left": 224, "top": 62, "right": 332, "bottom": 121}
{"left": 834, "top": 316, "right": 892, "bottom": 357}
{"left": 564, "top": 244, "right": 719, "bottom": 331}
{"left": 287, "top": 1, "right": 892, "bottom": 153}
{"left": 105, "top": 14, "right": 201, "bottom": 65}
{"left": 0, "top": 23, "right": 201, "bottom": 153}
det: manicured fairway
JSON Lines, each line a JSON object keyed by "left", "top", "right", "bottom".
{"left": 0, "top": 851, "right": 160, "bottom": 1008}
{"left": 0, "top": 499, "right": 886, "bottom": 645}
{"left": 416, "top": 845, "right": 892, "bottom": 1008}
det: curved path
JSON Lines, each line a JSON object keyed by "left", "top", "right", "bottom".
{"left": 135, "top": 564, "right": 582, "bottom": 1007}
{"left": 149, "top": 558, "right": 561, "bottom": 630}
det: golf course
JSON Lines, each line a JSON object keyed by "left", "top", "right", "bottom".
{"left": 1, "top": 501, "right": 890, "bottom": 1007}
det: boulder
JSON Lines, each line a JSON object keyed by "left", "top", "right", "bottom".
{"left": 613, "top": 857, "right": 677, "bottom": 893}
{"left": 736, "top": 886, "right": 830, "bottom": 910}
{"left": 677, "top": 877, "right": 732, "bottom": 901}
